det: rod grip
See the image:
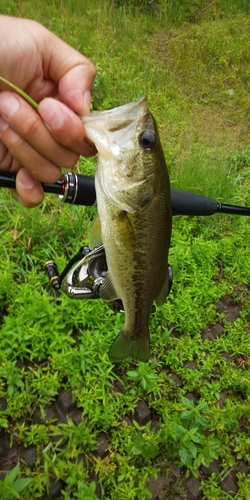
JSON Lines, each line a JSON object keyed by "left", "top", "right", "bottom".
{"left": 171, "top": 189, "right": 218, "bottom": 216}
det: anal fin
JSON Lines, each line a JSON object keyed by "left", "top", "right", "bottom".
{"left": 155, "top": 270, "right": 169, "bottom": 306}
{"left": 89, "top": 215, "right": 102, "bottom": 250}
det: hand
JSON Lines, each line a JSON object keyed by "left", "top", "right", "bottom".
{"left": 0, "top": 15, "right": 96, "bottom": 206}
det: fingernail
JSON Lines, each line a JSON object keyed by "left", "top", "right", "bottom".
{"left": 18, "top": 169, "right": 37, "bottom": 190}
{"left": 0, "top": 93, "right": 20, "bottom": 118}
{"left": 0, "top": 116, "right": 9, "bottom": 132}
{"left": 83, "top": 135, "right": 95, "bottom": 148}
{"left": 39, "top": 98, "right": 65, "bottom": 129}
{"left": 17, "top": 195, "right": 25, "bottom": 206}
{"left": 83, "top": 90, "right": 91, "bottom": 115}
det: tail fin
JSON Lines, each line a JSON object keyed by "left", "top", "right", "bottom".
{"left": 109, "top": 328, "right": 150, "bottom": 363}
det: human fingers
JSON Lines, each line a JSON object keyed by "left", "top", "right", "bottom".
{"left": 38, "top": 97, "right": 96, "bottom": 157}
{"left": 57, "top": 64, "right": 96, "bottom": 116}
{"left": 0, "top": 137, "right": 13, "bottom": 169}
{"left": 44, "top": 33, "right": 96, "bottom": 115}
{"left": 15, "top": 168, "right": 44, "bottom": 207}
{"left": 0, "top": 139, "right": 44, "bottom": 207}
{"left": 0, "top": 118, "right": 61, "bottom": 187}
{"left": 0, "top": 91, "right": 79, "bottom": 180}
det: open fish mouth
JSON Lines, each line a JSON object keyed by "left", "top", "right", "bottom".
{"left": 81, "top": 96, "right": 148, "bottom": 158}
{"left": 81, "top": 95, "right": 148, "bottom": 127}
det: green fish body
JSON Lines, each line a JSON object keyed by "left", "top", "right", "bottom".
{"left": 82, "top": 96, "right": 172, "bottom": 362}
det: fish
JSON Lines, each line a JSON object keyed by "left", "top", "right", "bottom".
{"left": 81, "top": 96, "right": 172, "bottom": 362}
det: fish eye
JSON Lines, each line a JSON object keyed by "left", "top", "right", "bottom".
{"left": 138, "top": 130, "right": 156, "bottom": 152}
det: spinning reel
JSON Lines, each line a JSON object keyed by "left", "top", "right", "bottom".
{"left": 1, "top": 169, "right": 250, "bottom": 311}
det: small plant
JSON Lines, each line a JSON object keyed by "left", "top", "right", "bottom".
{"left": 130, "top": 421, "right": 160, "bottom": 459}
{"left": 0, "top": 361, "right": 24, "bottom": 397}
{"left": 0, "top": 464, "right": 32, "bottom": 499}
{"left": 127, "top": 363, "right": 162, "bottom": 394}
{"left": 162, "top": 397, "right": 220, "bottom": 472}
{"left": 72, "top": 480, "right": 99, "bottom": 500}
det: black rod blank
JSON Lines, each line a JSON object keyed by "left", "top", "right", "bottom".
{"left": 0, "top": 170, "right": 250, "bottom": 217}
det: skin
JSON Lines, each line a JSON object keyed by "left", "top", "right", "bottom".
{"left": 0, "top": 15, "right": 96, "bottom": 206}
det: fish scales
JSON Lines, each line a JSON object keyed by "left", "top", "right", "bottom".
{"left": 82, "top": 96, "right": 172, "bottom": 362}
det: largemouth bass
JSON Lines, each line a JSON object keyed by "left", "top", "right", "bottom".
{"left": 82, "top": 96, "right": 172, "bottom": 362}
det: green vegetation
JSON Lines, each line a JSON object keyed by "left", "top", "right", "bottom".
{"left": 0, "top": 1, "right": 250, "bottom": 498}
{"left": 0, "top": 465, "right": 32, "bottom": 499}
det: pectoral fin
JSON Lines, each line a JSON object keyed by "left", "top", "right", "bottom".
{"left": 89, "top": 215, "right": 102, "bottom": 250}
{"left": 99, "top": 273, "right": 119, "bottom": 302}
{"left": 155, "top": 270, "right": 169, "bottom": 306}
{"left": 113, "top": 211, "right": 135, "bottom": 252}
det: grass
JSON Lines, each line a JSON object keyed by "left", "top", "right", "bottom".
{"left": 0, "top": 1, "right": 250, "bottom": 498}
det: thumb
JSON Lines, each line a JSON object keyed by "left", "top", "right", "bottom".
{"left": 44, "top": 29, "right": 96, "bottom": 115}
{"left": 58, "top": 64, "right": 95, "bottom": 115}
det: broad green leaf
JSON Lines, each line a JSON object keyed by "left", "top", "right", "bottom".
{"left": 4, "top": 465, "right": 19, "bottom": 485}
{"left": 193, "top": 455, "right": 202, "bottom": 470}
{"left": 189, "top": 441, "right": 197, "bottom": 458}
{"left": 13, "top": 478, "right": 33, "bottom": 493}
{"left": 195, "top": 415, "right": 208, "bottom": 428}
{"left": 180, "top": 410, "right": 191, "bottom": 420}
{"left": 179, "top": 446, "right": 188, "bottom": 464}
{"left": 7, "top": 385, "right": 14, "bottom": 397}
{"left": 197, "top": 402, "right": 208, "bottom": 412}
{"left": 189, "top": 427, "right": 199, "bottom": 436}
{"left": 127, "top": 370, "right": 139, "bottom": 379}
{"left": 191, "top": 435, "right": 201, "bottom": 444}
{"left": 131, "top": 446, "right": 142, "bottom": 455}
{"left": 143, "top": 444, "right": 158, "bottom": 459}
{"left": 181, "top": 396, "right": 194, "bottom": 409}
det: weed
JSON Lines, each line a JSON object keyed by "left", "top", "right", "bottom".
{"left": 127, "top": 363, "right": 163, "bottom": 394}
{"left": 0, "top": 1, "right": 250, "bottom": 498}
{"left": 0, "top": 464, "right": 32, "bottom": 499}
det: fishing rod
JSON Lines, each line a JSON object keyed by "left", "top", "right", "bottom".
{"left": 1, "top": 169, "right": 249, "bottom": 306}
{"left": 1, "top": 170, "right": 250, "bottom": 217}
